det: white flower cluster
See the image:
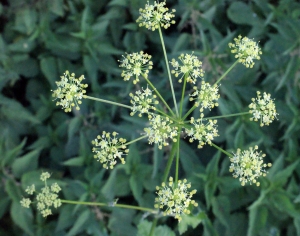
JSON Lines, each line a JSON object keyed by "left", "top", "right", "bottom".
{"left": 154, "top": 177, "right": 198, "bottom": 221}
{"left": 189, "top": 81, "right": 220, "bottom": 112}
{"left": 229, "top": 146, "right": 272, "bottom": 186}
{"left": 144, "top": 115, "right": 178, "bottom": 149}
{"left": 129, "top": 86, "right": 159, "bottom": 117}
{"left": 20, "top": 172, "right": 62, "bottom": 217}
{"left": 186, "top": 115, "right": 218, "bottom": 148}
{"left": 119, "top": 51, "right": 153, "bottom": 84}
{"left": 249, "top": 91, "right": 278, "bottom": 126}
{"left": 52, "top": 70, "right": 88, "bottom": 112}
{"left": 170, "top": 53, "right": 204, "bottom": 84}
{"left": 136, "top": 1, "right": 176, "bottom": 31}
{"left": 92, "top": 131, "right": 129, "bottom": 169}
{"left": 228, "top": 35, "right": 262, "bottom": 68}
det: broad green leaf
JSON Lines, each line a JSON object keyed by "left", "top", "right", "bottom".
{"left": 62, "top": 156, "right": 85, "bottom": 166}
{"left": 5, "top": 179, "right": 22, "bottom": 202}
{"left": 0, "top": 96, "right": 40, "bottom": 124}
{"left": 270, "top": 159, "right": 300, "bottom": 187}
{"left": 1, "top": 138, "right": 26, "bottom": 167}
{"left": 56, "top": 205, "right": 75, "bottom": 232}
{"left": 109, "top": 208, "right": 137, "bottom": 236}
{"left": 247, "top": 206, "right": 268, "bottom": 236}
{"left": 40, "top": 57, "right": 58, "bottom": 87}
{"left": 137, "top": 220, "right": 175, "bottom": 236}
{"left": 129, "top": 174, "right": 143, "bottom": 205}
{"left": 11, "top": 201, "right": 34, "bottom": 236}
{"left": 68, "top": 116, "right": 82, "bottom": 141}
{"left": 171, "top": 33, "right": 190, "bottom": 53}
{"left": 66, "top": 209, "right": 91, "bottom": 236}
{"left": 14, "top": 8, "right": 37, "bottom": 34}
{"left": 269, "top": 191, "right": 300, "bottom": 218}
{"left": 0, "top": 196, "right": 10, "bottom": 219}
{"left": 12, "top": 149, "right": 40, "bottom": 178}
{"left": 178, "top": 212, "right": 205, "bottom": 235}
{"left": 212, "top": 196, "right": 230, "bottom": 228}
{"left": 101, "top": 166, "right": 130, "bottom": 199}
{"left": 49, "top": 0, "right": 64, "bottom": 16}
{"left": 227, "top": 2, "right": 261, "bottom": 25}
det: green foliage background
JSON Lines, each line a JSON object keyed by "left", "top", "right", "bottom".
{"left": 0, "top": 0, "right": 300, "bottom": 235}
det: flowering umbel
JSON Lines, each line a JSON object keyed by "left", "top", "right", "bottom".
{"left": 154, "top": 177, "right": 198, "bottom": 221}
{"left": 186, "top": 115, "right": 218, "bottom": 148}
{"left": 228, "top": 35, "right": 262, "bottom": 68}
{"left": 119, "top": 51, "right": 153, "bottom": 84}
{"left": 170, "top": 53, "right": 204, "bottom": 84}
{"left": 129, "top": 86, "right": 159, "bottom": 117}
{"left": 20, "top": 172, "right": 62, "bottom": 217}
{"left": 229, "top": 146, "right": 272, "bottom": 186}
{"left": 92, "top": 131, "right": 129, "bottom": 169}
{"left": 52, "top": 70, "right": 88, "bottom": 112}
{"left": 136, "top": 1, "right": 176, "bottom": 31}
{"left": 189, "top": 81, "right": 220, "bottom": 112}
{"left": 249, "top": 91, "right": 278, "bottom": 126}
{"left": 144, "top": 114, "right": 178, "bottom": 149}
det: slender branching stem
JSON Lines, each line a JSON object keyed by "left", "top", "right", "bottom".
{"left": 214, "top": 60, "right": 239, "bottom": 85}
{"left": 84, "top": 95, "right": 131, "bottom": 109}
{"left": 143, "top": 75, "right": 175, "bottom": 117}
{"left": 60, "top": 200, "right": 157, "bottom": 213}
{"left": 158, "top": 26, "right": 179, "bottom": 117}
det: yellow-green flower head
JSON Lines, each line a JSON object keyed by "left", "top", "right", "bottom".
{"left": 154, "top": 177, "right": 198, "bottom": 221}
{"left": 249, "top": 91, "right": 278, "bottom": 126}
{"left": 189, "top": 81, "right": 220, "bottom": 112}
{"left": 136, "top": 1, "right": 176, "bottom": 31}
{"left": 229, "top": 146, "right": 272, "bottom": 186}
{"left": 119, "top": 51, "right": 153, "bottom": 84}
{"left": 52, "top": 71, "right": 88, "bottom": 112}
{"left": 129, "top": 86, "right": 159, "bottom": 117}
{"left": 186, "top": 115, "right": 218, "bottom": 148}
{"left": 20, "top": 172, "right": 62, "bottom": 217}
{"left": 144, "top": 114, "right": 178, "bottom": 149}
{"left": 228, "top": 35, "right": 262, "bottom": 68}
{"left": 92, "top": 131, "right": 129, "bottom": 169}
{"left": 170, "top": 53, "right": 204, "bottom": 84}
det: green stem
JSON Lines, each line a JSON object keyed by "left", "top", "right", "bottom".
{"left": 203, "top": 111, "right": 250, "bottom": 120}
{"left": 214, "top": 60, "right": 239, "bottom": 85}
{"left": 143, "top": 75, "right": 175, "bottom": 117}
{"left": 162, "top": 142, "right": 178, "bottom": 182}
{"left": 124, "top": 135, "right": 147, "bottom": 146}
{"left": 149, "top": 218, "right": 158, "bottom": 236}
{"left": 182, "top": 105, "right": 196, "bottom": 121}
{"left": 158, "top": 26, "right": 178, "bottom": 117}
{"left": 84, "top": 95, "right": 131, "bottom": 109}
{"left": 175, "top": 136, "right": 180, "bottom": 185}
{"left": 149, "top": 139, "right": 179, "bottom": 236}
{"left": 179, "top": 74, "right": 188, "bottom": 118}
{"left": 60, "top": 199, "right": 157, "bottom": 213}
{"left": 210, "top": 143, "right": 233, "bottom": 157}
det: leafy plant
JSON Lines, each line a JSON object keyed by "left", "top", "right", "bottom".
{"left": 1, "top": 0, "right": 300, "bottom": 235}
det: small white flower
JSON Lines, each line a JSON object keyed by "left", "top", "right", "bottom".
{"left": 186, "top": 115, "right": 218, "bottom": 148}
{"left": 52, "top": 71, "right": 88, "bottom": 112}
{"left": 144, "top": 114, "right": 178, "bottom": 149}
{"left": 119, "top": 51, "right": 153, "bottom": 84}
{"left": 170, "top": 53, "right": 204, "bottom": 84}
{"left": 20, "top": 172, "right": 62, "bottom": 217}
{"left": 228, "top": 35, "right": 262, "bottom": 68}
{"left": 136, "top": 1, "right": 176, "bottom": 31}
{"left": 129, "top": 86, "right": 159, "bottom": 117}
{"left": 189, "top": 81, "right": 219, "bottom": 112}
{"left": 249, "top": 91, "right": 278, "bottom": 126}
{"left": 92, "top": 131, "right": 129, "bottom": 169}
{"left": 154, "top": 177, "right": 198, "bottom": 221}
{"left": 229, "top": 146, "right": 272, "bottom": 186}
